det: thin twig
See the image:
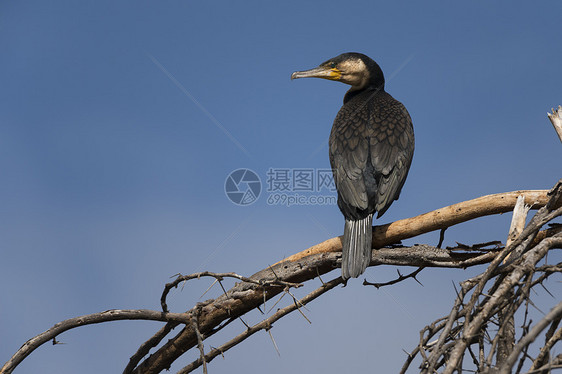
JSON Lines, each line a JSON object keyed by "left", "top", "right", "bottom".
{"left": 498, "top": 302, "right": 562, "bottom": 374}
{"left": 363, "top": 267, "right": 424, "bottom": 288}
{"left": 438, "top": 228, "right": 447, "bottom": 248}
{"left": 191, "top": 311, "right": 207, "bottom": 374}
{"left": 1, "top": 310, "right": 192, "bottom": 374}
{"left": 176, "top": 277, "right": 344, "bottom": 374}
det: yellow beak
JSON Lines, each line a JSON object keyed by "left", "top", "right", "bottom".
{"left": 291, "top": 66, "right": 341, "bottom": 81}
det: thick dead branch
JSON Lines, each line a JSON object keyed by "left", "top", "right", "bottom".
{"left": 129, "top": 244, "right": 499, "bottom": 374}
{"left": 176, "top": 276, "right": 344, "bottom": 374}
{"left": 160, "top": 271, "right": 302, "bottom": 313}
{"left": 401, "top": 180, "right": 562, "bottom": 374}
{"left": 128, "top": 187, "right": 559, "bottom": 374}
{"left": 498, "top": 195, "right": 529, "bottom": 364}
{"left": 282, "top": 190, "right": 551, "bottom": 262}
{"left": 548, "top": 105, "right": 562, "bottom": 143}
{"left": 444, "top": 236, "right": 562, "bottom": 373}
{"left": 2, "top": 185, "right": 560, "bottom": 374}
{"left": 506, "top": 195, "right": 531, "bottom": 249}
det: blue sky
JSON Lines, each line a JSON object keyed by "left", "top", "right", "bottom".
{"left": 1, "top": 1, "right": 561, "bottom": 373}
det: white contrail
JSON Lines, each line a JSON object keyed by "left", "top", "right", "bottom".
{"left": 147, "top": 53, "right": 251, "bottom": 158}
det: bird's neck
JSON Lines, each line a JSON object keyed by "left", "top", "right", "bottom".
{"left": 343, "top": 84, "right": 385, "bottom": 104}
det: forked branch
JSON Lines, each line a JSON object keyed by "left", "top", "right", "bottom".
{"left": 1, "top": 185, "right": 560, "bottom": 374}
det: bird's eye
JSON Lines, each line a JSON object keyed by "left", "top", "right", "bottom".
{"left": 330, "top": 62, "right": 337, "bottom": 68}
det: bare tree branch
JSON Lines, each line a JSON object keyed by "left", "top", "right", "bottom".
{"left": 190, "top": 310, "right": 208, "bottom": 374}
{"left": 526, "top": 354, "right": 562, "bottom": 374}
{"left": 548, "top": 105, "right": 562, "bottom": 143}
{"left": 282, "top": 189, "right": 551, "bottom": 263}
{"left": 128, "top": 186, "right": 560, "bottom": 374}
{"left": 2, "top": 184, "right": 560, "bottom": 374}
{"left": 176, "top": 276, "right": 344, "bottom": 374}
{"left": 498, "top": 195, "right": 529, "bottom": 364}
{"left": 160, "top": 271, "right": 302, "bottom": 313}
{"left": 363, "top": 267, "right": 424, "bottom": 288}
{"left": 0, "top": 310, "right": 191, "bottom": 374}
{"left": 399, "top": 180, "right": 562, "bottom": 374}
{"left": 498, "top": 302, "right": 562, "bottom": 374}
{"left": 530, "top": 323, "right": 562, "bottom": 373}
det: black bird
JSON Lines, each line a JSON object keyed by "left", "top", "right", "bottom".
{"left": 292, "top": 53, "right": 414, "bottom": 280}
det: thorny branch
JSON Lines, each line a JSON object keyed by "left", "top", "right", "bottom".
{"left": 176, "top": 277, "right": 344, "bottom": 374}
{"left": 401, "top": 179, "right": 562, "bottom": 374}
{"left": 363, "top": 267, "right": 425, "bottom": 288}
{"left": 160, "top": 271, "right": 303, "bottom": 313}
{"left": 1, "top": 182, "right": 561, "bottom": 374}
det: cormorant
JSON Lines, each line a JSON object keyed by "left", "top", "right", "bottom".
{"left": 291, "top": 52, "right": 414, "bottom": 280}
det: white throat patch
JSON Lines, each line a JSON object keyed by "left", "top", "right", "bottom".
{"left": 339, "top": 59, "right": 370, "bottom": 89}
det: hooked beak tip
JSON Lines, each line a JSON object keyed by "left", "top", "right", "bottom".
{"left": 291, "top": 66, "right": 341, "bottom": 81}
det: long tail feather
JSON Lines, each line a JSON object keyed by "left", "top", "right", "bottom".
{"left": 341, "top": 214, "right": 374, "bottom": 280}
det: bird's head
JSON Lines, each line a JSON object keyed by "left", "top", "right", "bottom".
{"left": 291, "top": 52, "right": 385, "bottom": 91}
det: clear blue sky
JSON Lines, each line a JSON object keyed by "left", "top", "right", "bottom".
{"left": 1, "top": 1, "right": 561, "bottom": 373}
